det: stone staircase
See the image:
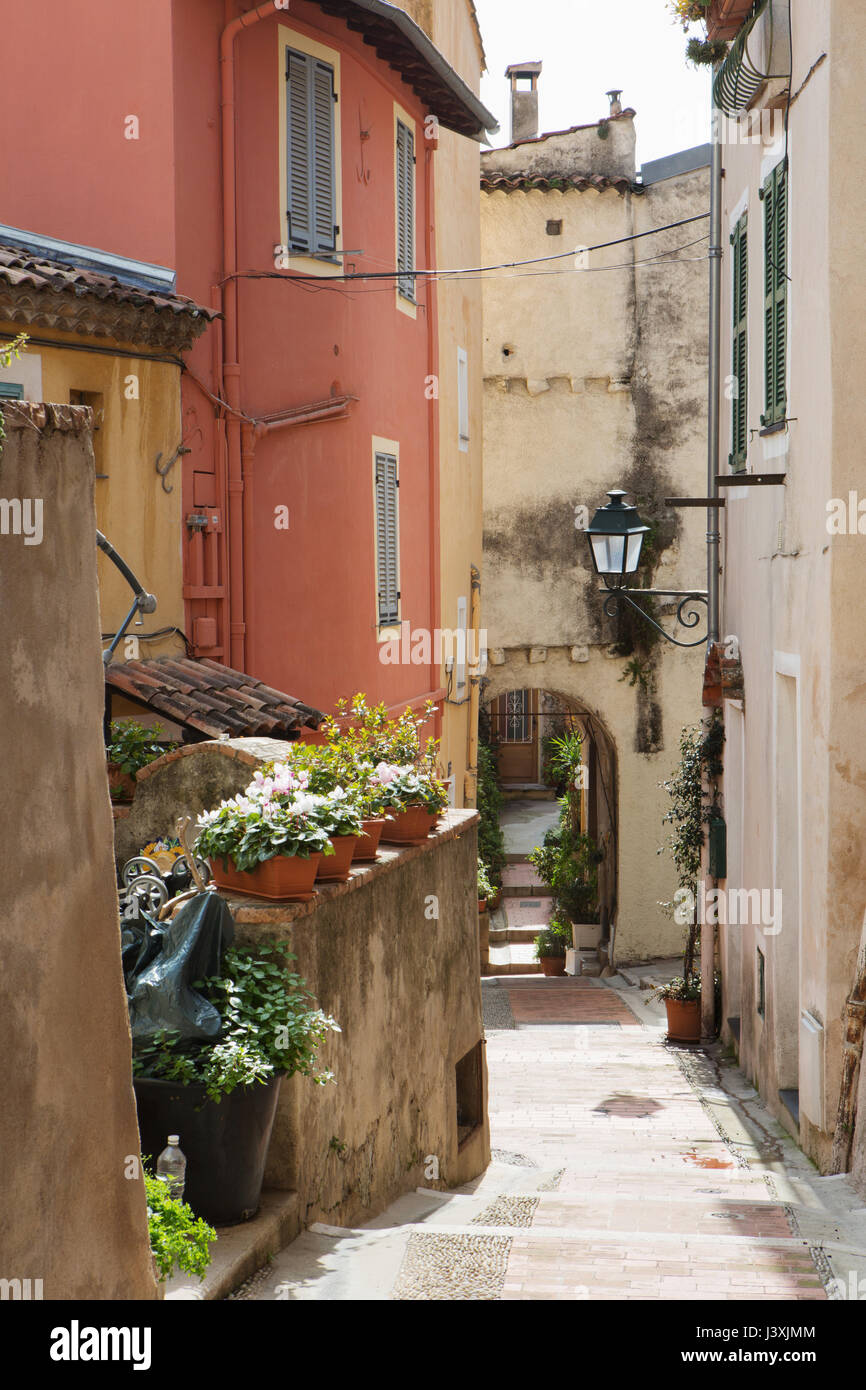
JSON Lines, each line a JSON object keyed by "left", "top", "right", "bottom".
{"left": 488, "top": 861, "right": 551, "bottom": 976}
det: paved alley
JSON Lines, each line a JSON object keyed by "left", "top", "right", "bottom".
{"left": 239, "top": 974, "right": 866, "bottom": 1302}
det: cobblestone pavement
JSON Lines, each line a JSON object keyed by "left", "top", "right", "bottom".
{"left": 246, "top": 975, "right": 866, "bottom": 1301}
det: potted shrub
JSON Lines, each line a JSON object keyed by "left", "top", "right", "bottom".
{"left": 144, "top": 1165, "right": 216, "bottom": 1285}
{"left": 133, "top": 940, "right": 339, "bottom": 1224}
{"left": 477, "top": 859, "right": 494, "bottom": 914}
{"left": 351, "top": 762, "right": 391, "bottom": 862}
{"left": 534, "top": 924, "right": 568, "bottom": 978}
{"left": 106, "top": 718, "right": 175, "bottom": 802}
{"left": 655, "top": 974, "right": 703, "bottom": 1042}
{"left": 376, "top": 762, "right": 450, "bottom": 845}
{"left": 196, "top": 766, "right": 335, "bottom": 901}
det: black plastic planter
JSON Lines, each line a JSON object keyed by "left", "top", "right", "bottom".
{"left": 134, "top": 1074, "right": 283, "bottom": 1225}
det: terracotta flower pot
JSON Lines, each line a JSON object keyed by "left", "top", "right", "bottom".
{"left": 665, "top": 997, "right": 702, "bottom": 1042}
{"left": 208, "top": 852, "right": 322, "bottom": 902}
{"left": 107, "top": 760, "right": 136, "bottom": 802}
{"left": 706, "top": 0, "right": 755, "bottom": 40}
{"left": 478, "top": 898, "right": 488, "bottom": 915}
{"left": 540, "top": 956, "right": 566, "bottom": 978}
{"left": 316, "top": 834, "right": 360, "bottom": 883}
{"left": 352, "top": 818, "right": 385, "bottom": 863}
{"left": 380, "top": 805, "right": 437, "bottom": 846}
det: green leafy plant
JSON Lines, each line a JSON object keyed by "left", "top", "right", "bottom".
{"left": 477, "top": 859, "right": 494, "bottom": 901}
{"left": 533, "top": 926, "right": 568, "bottom": 961}
{"left": 619, "top": 656, "right": 655, "bottom": 695}
{"left": 106, "top": 719, "right": 176, "bottom": 775}
{"left": 133, "top": 941, "right": 341, "bottom": 1101}
{"left": 658, "top": 710, "right": 726, "bottom": 982}
{"left": 687, "top": 35, "right": 729, "bottom": 64}
{"left": 530, "top": 817, "right": 600, "bottom": 925}
{"left": 144, "top": 1165, "right": 216, "bottom": 1281}
{"left": 668, "top": 0, "right": 712, "bottom": 28}
{"left": 0, "top": 334, "right": 29, "bottom": 454}
{"left": 321, "top": 694, "right": 440, "bottom": 770}
{"left": 477, "top": 740, "right": 506, "bottom": 884}
{"left": 654, "top": 973, "right": 703, "bottom": 1003}
{"left": 373, "top": 762, "right": 449, "bottom": 815}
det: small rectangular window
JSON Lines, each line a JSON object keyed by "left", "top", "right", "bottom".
{"left": 457, "top": 347, "right": 469, "bottom": 452}
{"left": 456, "top": 596, "right": 468, "bottom": 692}
{"left": 286, "top": 48, "right": 337, "bottom": 260}
{"left": 396, "top": 120, "right": 415, "bottom": 301}
{"left": 546, "top": 219, "right": 563, "bottom": 236}
{"left": 0, "top": 382, "right": 23, "bottom": 400}
{"left": 374, "top": 452, "right": 400, "bottom": 627}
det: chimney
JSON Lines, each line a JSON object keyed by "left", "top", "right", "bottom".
{"left": 606, "top": 89, "right": 623, "bottom": 118}
{"left": 505, "top": 61, "right": 542, "bottom": 144}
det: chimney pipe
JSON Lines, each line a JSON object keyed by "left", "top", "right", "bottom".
{"left": 606, "top": 89, "right": 623, "bottom": 117}
{"left": 505, "top": 61, "right": 542, "bottom": 143}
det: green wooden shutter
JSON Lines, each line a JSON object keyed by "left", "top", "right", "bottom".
{"left": 286, "top": 50, "right": 336, "bottom": 258}
{"left": 762, "top": 161, "right": 788, "bottom": 427}
{"left": 375, "top": 453, "right": 400, "bottom": 625}
{"left": 730, "top": 213, "right": 748, "bottom": 470}
{"left": 396, "top": 121, "right": 415, "bottom": 300}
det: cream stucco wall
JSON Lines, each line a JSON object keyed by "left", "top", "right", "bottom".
{"left": 1, "top": 323, "right": 186, "bottom": 671}
{"left": 717, "top": 0, "right": 866, "bottom": 1171}
{"left": 427, "top": 0, "right": 487, "bottom": 806}
{"left": 481, "top": 118, "right": 710, "bottom": 963}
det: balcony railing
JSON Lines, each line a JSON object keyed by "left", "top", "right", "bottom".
{"left": 713, "top": 0, "right": 791, "bottom": 117}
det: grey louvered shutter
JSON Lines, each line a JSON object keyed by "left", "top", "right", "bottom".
{"left": 396, "top": 121, "right": 415, "bottom": 300}
{"left": 312, "top": 60, "right": 337, "bottom": 256}
{"left": 375, "top": 453, "right": 400, "bottom": 625}
{"left": 287, "top": 50, "right": 312, "bottom": 253}
{"left": 730, "top": 213, "right": 748, "bottom": 470}
{"left": 286, "top": 51, "right": 336, "bottom": 258}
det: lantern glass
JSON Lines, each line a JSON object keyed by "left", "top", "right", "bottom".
{"left": 585, "top": 489, "right": 650, "bottom": 586}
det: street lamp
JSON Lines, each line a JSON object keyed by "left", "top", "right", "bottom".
{"left": 586, "top": 490, "right": 650, "bottom": 589}
{"left": 585, "top": 488, "right": 709, "bottom": 648}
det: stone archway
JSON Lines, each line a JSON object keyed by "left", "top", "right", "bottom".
{"left": 483, "top": 679, "right": 619, "bottom": 960}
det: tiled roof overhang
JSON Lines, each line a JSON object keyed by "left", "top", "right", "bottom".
{"left": 0, "top": 244, "right": 218, "bottom": 352}
{"left": 480, "top": 173, "right": 643, "bottom": 195}
{"left": 314, "top": 0, "right": 497, "bottom": 139}
{"left": 106, "top": 657, "right": 323, "bottom": 740}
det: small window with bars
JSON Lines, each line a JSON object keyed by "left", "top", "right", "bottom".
{"left": 286, "top": 48, "right": 338, "bottom": 261}
{"left": 396, "top": 120, "right": 415, "bottom": 301}
{"left": 374, "top": 451, "right": 400, "bottom": 627}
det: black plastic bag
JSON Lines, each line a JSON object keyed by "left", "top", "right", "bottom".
{"left": 126, "top": 891, "right": 234, "bottom": 1044}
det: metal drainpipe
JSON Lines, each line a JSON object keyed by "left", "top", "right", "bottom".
{"left": 702, "top": 80, "right": 724, "bottom": 1042}
{"left": 424, "top": 130, "right": 443, "bottom": 748}
{"left": 219, "top": 2, "right": 278, "bottom": 671}
{"left": 464, "top": 564, "right": 482, "bottom": 808}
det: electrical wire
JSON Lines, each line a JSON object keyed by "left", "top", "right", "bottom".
{"left": 225, "top": 211, "right": 711, "bottom": 288}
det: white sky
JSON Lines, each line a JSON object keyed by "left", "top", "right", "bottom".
{"left": 474, "top": 0, "right": 712, "bottom": 168}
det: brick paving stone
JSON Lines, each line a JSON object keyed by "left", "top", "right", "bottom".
{"left": 479, "top": 977, "right": 829, "bottom": 1303}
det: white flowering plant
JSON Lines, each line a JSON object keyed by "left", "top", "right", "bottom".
{"left": 373, "top": 761, "right": 449, "bottom": 815}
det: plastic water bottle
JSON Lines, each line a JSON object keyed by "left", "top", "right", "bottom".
{"left": 156, "top": 1135, "right": 186, "bottom": 1202}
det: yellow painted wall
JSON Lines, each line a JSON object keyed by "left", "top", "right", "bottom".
{"left": 0, "top": 322, "right": 186, "bottom": 668}
{"left": 428, "top": 0, "right": 486, "bottom": 807}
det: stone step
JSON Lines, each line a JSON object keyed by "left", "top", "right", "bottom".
{"left": 501, "top": 884, "right": 553, "bottom": 899}
{"left": 489, "top": 925, "right": 545, "bottom": 946}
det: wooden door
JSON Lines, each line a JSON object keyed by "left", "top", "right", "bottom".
{"left": 493, "top": 689, "right": 538, "bottom": 783}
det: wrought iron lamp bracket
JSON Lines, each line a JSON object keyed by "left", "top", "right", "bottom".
{"left": 600, "top": 585, "right": 709, "bottom": 649}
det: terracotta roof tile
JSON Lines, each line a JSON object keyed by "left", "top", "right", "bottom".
{"left": 480, "top": 172, "right": 642, "bottom": 195}
{"left": 105, "top": 657, "right": 323, "bottom": 740}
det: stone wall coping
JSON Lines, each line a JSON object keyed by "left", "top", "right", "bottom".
{"left": 135, "top": 736, "right": 296, "bottom": 785}
{"left": 221, "top": 808, "right": 480, "bottom": 925}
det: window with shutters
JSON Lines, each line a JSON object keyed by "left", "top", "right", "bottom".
{"left": 730, "top": 212, "right": 748, "bottom": 471}
{"left": 395, "top": 117, "right": 416, "bottom": 305}
{"left": 373, "top": 449, "right": 400, "bottom": 628}
{"left": 457, "top": 348, "right": 469, "bottom": 452}
{"left": 279, "top": 29, "right": 342, "bottom": 272}
{"left": 762, "top": 160, "right": 788, "bottom": 428}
